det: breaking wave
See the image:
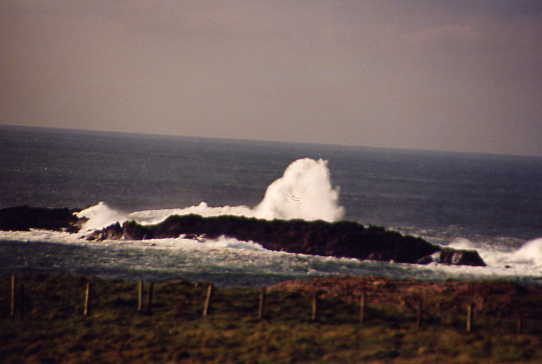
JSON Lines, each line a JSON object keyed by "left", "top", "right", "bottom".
{"left": 77, "top": 158, "right": 344, "bottom": 231}
{"left": 448, "top": 237, "right": 542, "bottom": 273}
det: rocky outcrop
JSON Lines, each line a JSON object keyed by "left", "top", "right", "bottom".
{"left": 0, "top": 206, "right": 85, "bottom": 233}
{"left": 416, "top": 248, "right": 486, "bottom": 266}
{"left": 87, "top": 214, "right": 486, "bottom": 266}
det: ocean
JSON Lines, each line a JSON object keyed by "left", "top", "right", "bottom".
{"left": 1, "top": 125, "right": 542, "bottom": 286}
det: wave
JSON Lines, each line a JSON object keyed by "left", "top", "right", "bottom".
{"left": 511, "top": 238, "right": 542, "bottom": 266}
{"left": 77, "top": 158, "right": 344, "bottom": 231}
{"left": 449, "top": 237, "right": 542, "bottom": 273}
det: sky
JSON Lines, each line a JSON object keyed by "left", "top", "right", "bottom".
{"left": 1, "top": 0, "right": 541, "bottom": 156}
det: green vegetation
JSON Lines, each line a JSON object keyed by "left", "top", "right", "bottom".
{"left": 1, "top": 272, "right": 542, "bottom": 363}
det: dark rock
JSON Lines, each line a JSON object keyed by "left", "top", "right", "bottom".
{"left": 438, "top": 248, "right": 486, "bottom": 266}
{"left": 121, "top": 220, "right": 151, "bottom": 240}
{"left": 86, "top": 222, "right": 123, "bottom": 241}
{"left": 0, "top": 206, "right": 85, "bottom": 233}
{"left": 415, "top": 254, "right": 435, "bottom": 265}
{"left": 417, "top": 248, "right": 486, "bottom": 267}
{"left": 85, "top": 220, "right": 154, "bottom": 241}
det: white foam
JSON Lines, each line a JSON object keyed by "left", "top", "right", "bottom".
{"left": 128, "top": 202, "right": 255, "bottom": 225}
{"left": 0, "top": 229, "right": 83, "bottom": 244}
{"left": 446, "top": 237, "right": 542, "bottom": 274}
{"left": 449, "top": 238, "right": 478, "bottom": 250}
{"left": 254, "top": 158, "right": 344, "bottom": 221}
{"left": 511, "top": 238, "right": 542, "bottom": 266}
{"left": 76, "top": 202, "right": 127, "bottom": 231}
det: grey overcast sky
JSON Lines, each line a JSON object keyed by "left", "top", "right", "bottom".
{"left": 1, "top": 1, "right": 541, "bottom": 156}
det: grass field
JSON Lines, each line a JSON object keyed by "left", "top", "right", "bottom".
{"left": 1, "top": 272, "right": 542, "bottom": 363}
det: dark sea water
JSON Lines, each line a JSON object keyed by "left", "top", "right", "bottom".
{"left": 2, "top": 124, "right": 542, "bottom": 247}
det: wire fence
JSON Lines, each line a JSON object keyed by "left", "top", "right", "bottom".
{"left": 2, "top": 273, "right": 542, "bottom": 336}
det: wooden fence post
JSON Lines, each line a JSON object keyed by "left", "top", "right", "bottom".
{"left": 146, "top": 282, "right": 154, "bottom": 314}
{"left": 258, "top": 287, "right": 266, "bottom": 320}
{"left": 466, "top": 303, "right": 474, "bottom": 333}
{"left": 202, "top": 283, "right": 213, "bottom": 317}
{"left": 416, "top": 299, "right": 423, "bottom": 330}
{"left": 10, "top": 274, "right": 16, "bottom": 317}
{"left": 311, "top": 291, "right": 318, "bottom": 322}
{"left": 83, "top": 280, "right": 91, "bottom": 317}
{"left": 137, "top": 280, "right": 144, "bottom": 312}
{"left": 359, "top": 290, "right": 366, "bottom": 324}
{"left": 516, "top": 317, "right": 523, "bottom": 335}
{"left": 19, "top": 284, "right": 25, "bottom": 319}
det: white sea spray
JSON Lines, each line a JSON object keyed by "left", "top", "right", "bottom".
{"left": 79, "top": 158, "right": 344, "bottom": 229}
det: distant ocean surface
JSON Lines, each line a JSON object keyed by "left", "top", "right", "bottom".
{"left": 2, "top": 125, "right": 542, "bottom": 285}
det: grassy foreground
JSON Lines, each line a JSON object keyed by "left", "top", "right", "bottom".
{"left": 1, "top": 272, "right": 542, "bottom": 363}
